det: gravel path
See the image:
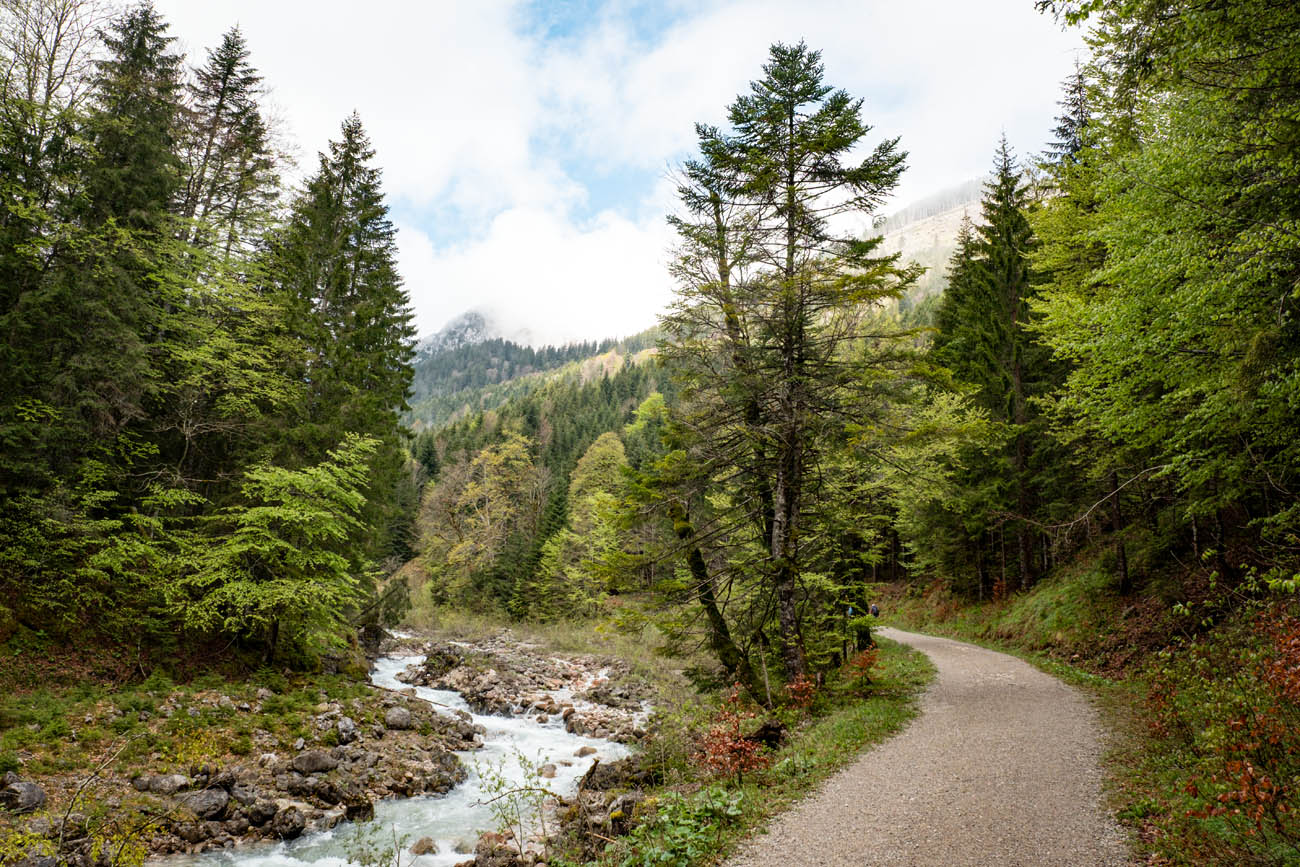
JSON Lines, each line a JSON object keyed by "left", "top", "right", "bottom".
{"left": 726, "top": 628, "right": 1130, "bottom": 867}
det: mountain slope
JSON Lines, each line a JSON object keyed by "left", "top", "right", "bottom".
{"left": 877, "top": 178, "right": 984, "bottom": 302}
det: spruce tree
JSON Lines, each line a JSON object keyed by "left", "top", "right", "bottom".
{"left": 273, "top": 112, "right": 415, "bottom": 557}
{"left": 179, "top": 26, "right": 278, "bottom": 254}
{"left": 929, "top": 138, "right": 1060, "bottom": 591}
{"left": 83, "top": 1, "right": 183, "bottom": 231}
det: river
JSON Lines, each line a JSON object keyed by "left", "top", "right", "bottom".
{"left": 165, "top": 651, "right": 632, "bottom": 866}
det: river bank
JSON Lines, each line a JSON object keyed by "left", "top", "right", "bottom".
{"left": 0, "top": 630, "right": 650, "bottom": 866}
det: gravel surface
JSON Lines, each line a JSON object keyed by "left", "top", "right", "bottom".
{"left": 727, "top": 628, "right": 1130, "bottom": 867}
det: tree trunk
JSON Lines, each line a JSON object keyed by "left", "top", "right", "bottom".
{"left": 770, "top": 442, "right": 805, "bottom": 679}
{"left": 1109, "top": 469, "right": 1131, "bottom": 595}
{"left": 264, "top": 618, "right": 279, "bottom": 666}
{"left": 670, "top": 504, "right": 761, "bottom": 698}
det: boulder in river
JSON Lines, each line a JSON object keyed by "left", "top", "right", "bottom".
{"left": 411, "top": 836, "right": 436, "bottom": 855}
{"left": 271, "top": 805, "right": 306, "bottom": 840}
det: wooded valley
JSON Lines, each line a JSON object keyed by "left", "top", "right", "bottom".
{"left": 1, "top": 0, "right": 1298, "bottom": 864}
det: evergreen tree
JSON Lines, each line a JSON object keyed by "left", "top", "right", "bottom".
{"left": 272, "top": 112, "right": 416, "bottom": 556}
{"left": 1045, "top": 61, "right": 1089, "bottom": 165}
{"left": 928, "top": 138, "right": 1059, "bottom": 590}
{"left": 83, "top": 1, "right": 182, "bottom": 231}
{"left": 659, "top": 41, "right": 916, "bottom": 681}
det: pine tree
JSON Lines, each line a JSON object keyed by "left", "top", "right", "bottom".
{"left": 1045, "top": 61, "right": 1089, "bottom": 165}
{"left": 83, "top": 1, "right": 182, "bottom": 231}
{"left": 179, "top": 26, "right": 279, "bottom": 255}
{"left": 929, "top": 138, "right": 1061, "bottom": 591}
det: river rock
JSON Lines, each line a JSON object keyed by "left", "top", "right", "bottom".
{"left": 179, "top": 788, "right": 229, "bottom": 819}
{"left": 411, "top": 836, "right": 437, "bottom": 855}
{"left": 575, "top": 746, "right": 596, "bottom": 757}
{"left": 14, "top": 857, "right": 57, "bottom": 867}
{"left": 271, "top": 805, "right": 306, "bottom": 840}
{"left": 150, "top": 773, "right": 191, "bottom": 795}
{"left": 539, "top": 764, "right": 557, "bottom": 779}
{"left": 245, "top": 799, "right": 278, "bottom": 826}
{"left": 230, "top": 784, "right": 258, "bottom": 806}
{"left": 291, "top": 750, "right": 338, "bottom": 774}
{"left": 384, "top": 706, "right": 413, "bottom": 730}
{"left": 344, "top": 797, "right": 375, "bottom": 822}
{"left": 1, "top": 780, "right": 46, "bottom": 813}
{"left": 474, "top": 831, "right": 517, "bottom": 867}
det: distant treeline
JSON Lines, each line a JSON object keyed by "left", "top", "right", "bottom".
{"left": 406, "top": 329, "right": 660, "bottom": 430}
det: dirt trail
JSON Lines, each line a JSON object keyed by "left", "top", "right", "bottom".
{"left": 726, "top": 628, "right": 1130, "bottom": 867}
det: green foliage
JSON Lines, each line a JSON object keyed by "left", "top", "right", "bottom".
{"left": 413, "top": 355, "right": 666, "bottom": 614}
{"left": 341, "top": 821, "right": 412, "bottom": 867}
{"left": 0, "top": 4, "right": 411, "bottom": 655}
{"left": 612, "top": 787, "right": 744, "bottom": 867}
{"left": 171, "top": 433, "right": 378, "bottom": 660}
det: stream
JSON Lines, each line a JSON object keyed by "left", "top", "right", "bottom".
{"left": 167, "top": 651, "right": 632, "bottom": 866}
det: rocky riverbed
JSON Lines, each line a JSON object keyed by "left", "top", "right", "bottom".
{"left": 389, "top": 633, "right": 652, "bottom": 744}
{"left": 3, "top": 687, "right": 482, "bottom": 862}
{"left": 1, "top": 631, "right": 653, "bottom": 866}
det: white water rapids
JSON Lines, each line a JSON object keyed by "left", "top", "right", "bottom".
{"left": 166, "top": 652, "right": 632, "bottom": 866}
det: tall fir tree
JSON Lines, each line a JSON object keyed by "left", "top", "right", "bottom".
{"left": 659, "top": 41, "right": 916, "bottom": 682}
{"left": 272, "top": 112, "right": 416, "bottom": 559}
{"left": 179, "top": 26, "right": 279, "bottom": 255}
{"left": 929, "top": 139, "right": 1060, "bottom": 590}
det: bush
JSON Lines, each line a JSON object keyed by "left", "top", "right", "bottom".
{"left": 1144, "top": 605, "right": 1300, "bottom": 864}
{"left": 696, "top": 685, "right": 771, "bottom": 786}
{"left": 614, "top": 787, "right": 744, "bottom": 867}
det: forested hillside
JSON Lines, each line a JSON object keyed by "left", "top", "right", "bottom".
{"left": 405, "top": 326, "right": 658, "bottom": 430}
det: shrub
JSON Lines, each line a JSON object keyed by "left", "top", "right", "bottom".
{"left": 615, "top": 787, "right": 743, "bottom": 867}
{"left": 1145, "top": 605, "right": 1300, "bottom": 863}
{"left": 696, "top": 684, "right": 771, "bottom": 786}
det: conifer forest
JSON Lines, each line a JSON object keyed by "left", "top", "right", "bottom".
{"left": 1, "top": 1, "right": 1299, "bottom": 866}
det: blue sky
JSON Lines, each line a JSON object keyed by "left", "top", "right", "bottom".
{"left": 158, "top": 0, "right": 1084, "bottom": 344}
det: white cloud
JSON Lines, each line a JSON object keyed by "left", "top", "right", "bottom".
{"left": 156, "top": 0, "right": 1084, "bottom": 345}
{"left": 399, "top": 205, "right": 674, "bottom": 345}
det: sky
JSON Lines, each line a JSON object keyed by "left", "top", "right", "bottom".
{"left": 154, "top": 0, "right": 1085, "bottom": 346}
